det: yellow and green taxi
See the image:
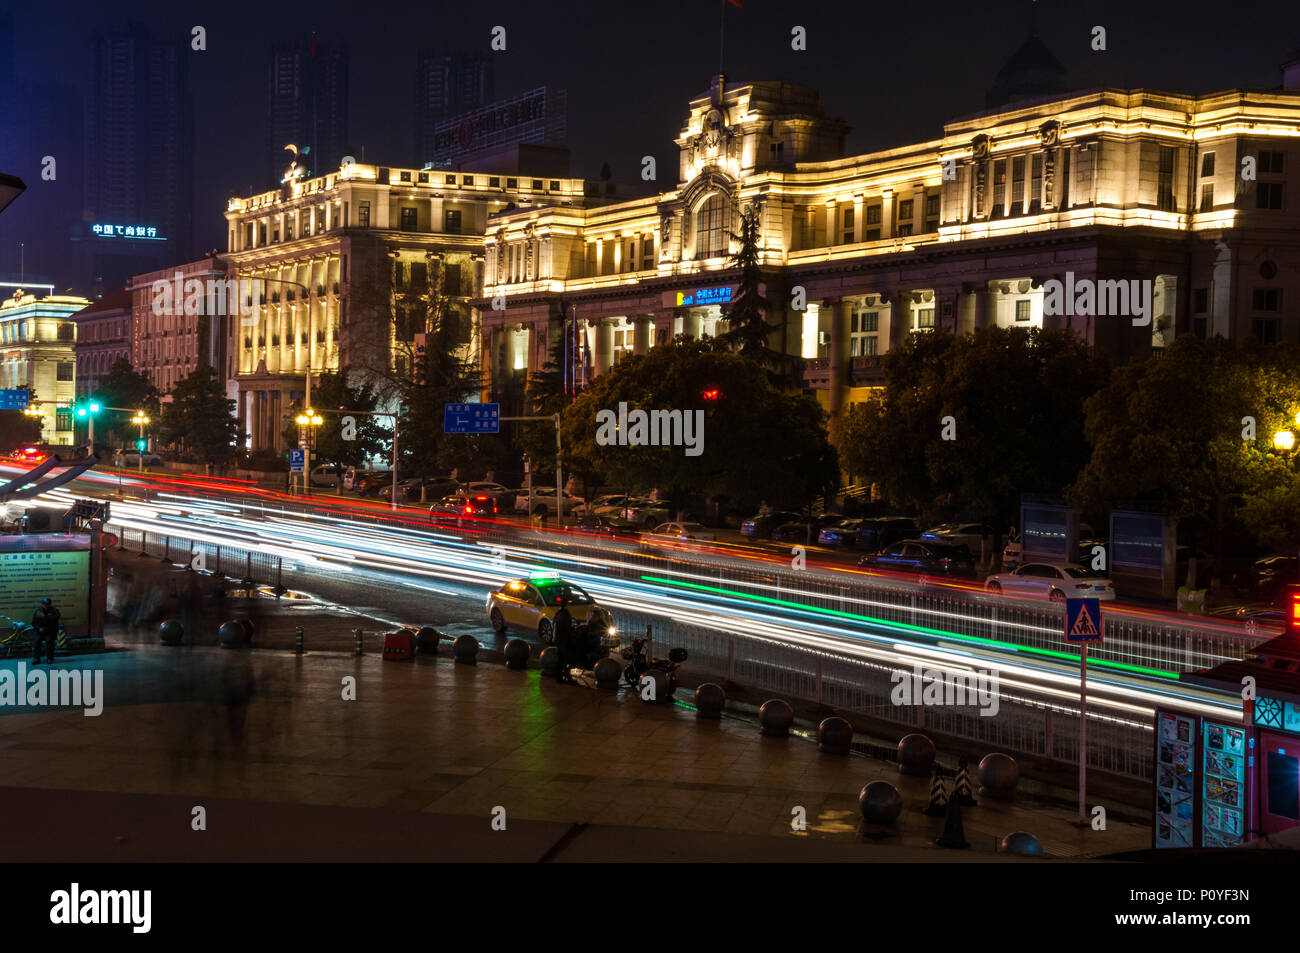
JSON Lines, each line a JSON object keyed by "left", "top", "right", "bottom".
{"left": 486, "top": 573, "right": 604, "bottom": 643}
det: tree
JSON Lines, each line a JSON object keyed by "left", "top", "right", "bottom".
{"left": 561, "top": 337, "right": 838, "bottom": 514}
{"left": 287, "top": 368, "right": 386, "bottom": 469}
{"left": 398, "top": 304, "right": 484, "bottom": 485}
{"left": 91, "top": 359, "right": 160, "bottom": 448}
{"left": 516, "top": 329, "right": 570, "bottom": 481}
{"left": 720, "top": 207, "right": 783, "bottom": 366}
{"left": 158, "top": 366, "right": 242, "bottom": 465}
{"left": 838, "top": 326, "right": 1108, "bottom": 527}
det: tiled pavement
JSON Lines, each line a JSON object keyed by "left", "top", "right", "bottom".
{"left": 0, "top": 641, "right": 1151, "bottom": 861}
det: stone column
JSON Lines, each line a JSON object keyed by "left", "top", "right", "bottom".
{"left": 828, "top": 297, "right": 851, "bottom": 417}
{"left": 881, "top": 190, "right": 895, "bottom": 240}
{"left": 591, "top": 318, "right": 613, "bottom": 375}
{"left": 825, "top": 201, "right": 837, "bottom": 246}
{"left": 633, "top": 315, "right": 653, "bottom": 355}
{"left": 853, "top": 194, "right": 864, "bottom": 243}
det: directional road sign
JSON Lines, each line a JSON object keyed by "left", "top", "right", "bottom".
{"left": 0, "top": 389, "right": 29, "bottom": 410}
{"left": 289, "top": 449, "right": 306, "bottom": 473}
{"left": 444, "top": 402, "right": 500, "bottom": 434}
{"left": 1065, "top": 597, "right": 1103, "bottom": 642}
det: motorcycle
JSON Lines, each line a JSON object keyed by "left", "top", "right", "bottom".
{"left": 620, "top": 637, "right": 688, "bottom": 697}
{"left": 569, "top": 606, "right": 618, "bottom": 670}
{"left": 0, "top": 615, "right": 68, "bottom": 658}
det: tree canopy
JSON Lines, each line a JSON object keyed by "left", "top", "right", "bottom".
{"left": 158, "top": 366, "right": 242, "bottom": 464}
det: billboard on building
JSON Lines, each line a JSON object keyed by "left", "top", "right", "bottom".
{"left": 430, "top": 87, "right": 566, "bottom": 167}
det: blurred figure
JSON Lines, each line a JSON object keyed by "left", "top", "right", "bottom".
{"left": 31, "top": 597, "right": 58, "bottom": 664}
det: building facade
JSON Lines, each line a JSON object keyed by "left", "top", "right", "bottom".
{"left": 223, "top": 158, "right": 615, "bottom": 452}
{"left": 127, "top": 254, "right": 234, "bottom": 396}
{"left": 0, "top": 289, "right": 89, "bottom": 444}
{"left": 416, "top": 50, "right": 494, "bottom": 165}
{"left": 72, "top": 287, "right": 132, "bottom": 399}
{"left": 476, "top": 70, "right": 1300, "bottom": 419}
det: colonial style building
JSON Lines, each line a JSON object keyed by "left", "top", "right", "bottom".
{"left": 72, "top": 287, "right": 132, "bottom": 399}
{"left": 476, "top": 61, "right": 1300, "bottom": 419}
{"left": 0, "top": 288, "right": 89, "bottom": 444}
{"left": 127, "top": 254, "right": 234, "bottom": 397}
{"left": 223, "top": 158, "right": 618, "bottom": 451}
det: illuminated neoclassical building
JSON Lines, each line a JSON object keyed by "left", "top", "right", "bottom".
{"left": 223, "top": 159, "right": 618, "bottom": 451}
{"left": 477, "top": 63, "right": 1300, "bottom": 417}
{"left": 0, "top": 289, "right": 89, "bottom": 444}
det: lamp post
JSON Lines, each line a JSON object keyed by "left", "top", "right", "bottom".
{"left": 295, "top": 408, "right": 322, "bottom": 496}
{"left": 130, "top": 412, "right": 150, "bottom": 471}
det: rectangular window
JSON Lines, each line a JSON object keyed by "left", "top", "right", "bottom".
{"left": 549, "top": 180, "right": 560, "bottom": 191}
{"left": 925, "top": 193, "right": 940, "bottom": 218}
{"left": 850, "top": 311, "right": 878, "bottom": 356}
{"left": 399, "top": 171, "right": 411, "bottom": 182}
{"left": 462, "top": 176, "right": 474, "bottom": 186}
{"left": 445, "top": 174, "right": 457, "bottom": 185}
{"left": 358, "top": 201, "right": 370, "bottom": 227}
{"left": 641, "top": 234, "right": 654, "bottom": 270}
{"left": 1011, "top": 156, "right": 1025, "bottom": 211}
{"left": 1015, "top": 300, "right": 1031, "bottom": 322}
{"left": 865, "top": 204, "right": 881, "bottom": 226}
{"left": 1252, "top": 318, "right": 1279, "bottom": 344}
{"left": 1200, "top": 184, "right": 1214, "bottom": 212}
{"left": 1193, "top": 288, "right": 1209, "bottom": 313}
{"left": 417, "top": 172, "right": 429, "bottom": 183}
{"left": 400, "top": 207, "right": 418, "bottom": 231}
{"left": 897, "top": 223, "right": 913, "bottom": 237}
{"left": 1253, "top": 288, "right": 1281, "bottom": 311}
{"left": 1157, "top": 146, "right": 1176, "bottom": 212}
{"left": 898, "top": 198, "right": 914, "bottom": 222}
{"left": 57, "top": 361, "right": 73, "bottom": 381}
{"left": 443, "top": 264, "right": 463, "bottom": 297}
{"left": 489, "top": 177, "right": 500, "bottom": 188}
{"left": 769, "top": 142, "right": 784, "bottom": 160}
{"left": 1201, "top": 152, "right": 1216, "bottom": 177}
{"left": 532, "top": 180, "right": 543, "bottom": 190}
{"left": 1260, "top": 150, "right": 1286, "bottom": 174}
{"left": 506, "top": 178, "right": 518, "bottom": 189}
{"left": 1193, "top": 316, "right": 1207, "bottom": 339}
{"left": 842, "top": 206, "right": 854, "bottom": 243}
{"left": 915, "top": 308, "right": 935, "bottom": 329}
{"left": 1257, "top": 182, "right": 1284, "bottom": 209}
{"left": 56, "top": 409, "right": 72, "bottom": 431}
{"left": 444, "top": 209, "right": 462, "bottom": 234}
{"left": 1030, "top": 154, "right": 1043, "bottom": 213}
{"left": 991, "top": 160, "right": 1006, "bottom": 217}
{"left": 865, "top": 228, "right": 880, "bottom": 241}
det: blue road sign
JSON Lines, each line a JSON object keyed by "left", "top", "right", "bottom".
{"left": 0, "top": 389, "right": 29, "bottom": 410}
{"left": 444, "top": 402, "right": 500, "bottom": 434}
{"left": 1065, "top": 597, "right": 1103, "bottom": 642}
{"left": 289, "top": 449, "right": 306, "bottom": 473}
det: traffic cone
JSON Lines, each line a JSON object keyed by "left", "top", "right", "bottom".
{"left": 923, "top": 764, "right": 949, "bottom": 817}
{"left": 953, "top": 756, "right": 977, "bottom": 807}
{"left": 935, "top": 796, "right": 970, "bottom": 849}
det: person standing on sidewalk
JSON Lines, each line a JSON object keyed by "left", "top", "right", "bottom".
{"left": 31, "top": 597, "right": 59, "bottom": 665}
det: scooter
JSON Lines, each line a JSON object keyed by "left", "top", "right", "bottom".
{"left": 621, "top": 637, "right": 688, "bottom": 697}
{"left": 0, "top": 615, "right": 68, "bottom": 658}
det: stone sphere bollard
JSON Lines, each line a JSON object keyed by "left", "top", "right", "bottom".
{"left": 237, "top": 617, "right": 255, "bottom": 641}
{"left": 897, "top": 733, "right": 937, "bottom": 776}
{"left": 818, "top": 716, "right": 854, "bottom": 755}
{"left": 593, "top": 657, "right": 621, "bottom": 689}
{"left": 504, "top": 638, "right": 530, "bottom": 670}
{"left": 217, "top": 620, "right": 249, "bottom": 649}
{"left": 694, "top": 682, "right": 725, "bottom": 719}
{"left": 999, "top": 832, "right": 1044, "bottom": 857}
{"left": 159, "top": 619, "right": 184, "bottom": 646}
{"left": 638, "top": 668, "right": 670, "bottom": 702}
{"left": 539, "top": 646, "right": 559, "bottom": 676}
{"left": 452, "top": 635, "right": 479, "bottom": 665}
{"left": 858, "top": 781, "right": 903, "bottom": 824}
{"left": 978, "top": 752, "right": 1020, "bottom": 800}
{"left": 758, "top": 699, "right": 794, "bottom": 737}
{"left": 415, "top": 626, "right": 441, "bottom": 655}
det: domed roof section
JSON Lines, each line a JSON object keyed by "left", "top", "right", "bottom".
{"left": 986, "top": 28, "right": 1069, "bottom": 108}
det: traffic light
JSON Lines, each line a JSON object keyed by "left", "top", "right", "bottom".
{"left": 136, "top": 438, "right": 147, "bottom": 451}
{"left": 75, "top": 402, "right": 102, "bottom": 418}
{"left": 702, "top": 388, "right": 722, "bottom": 401}
{"left": 1289, "top": 585, "right": 1300, "bottom": 635}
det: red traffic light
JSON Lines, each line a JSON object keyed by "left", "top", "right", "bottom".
{"left": 1290, "top": 584, "right": 1300, "bottom": 632}
{"left": 702, "top": 388, "right": 722, "bottom": 401}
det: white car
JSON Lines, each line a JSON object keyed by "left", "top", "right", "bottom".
{"left": 984, "top": 562, "right": 1115, "bottom": 601}
{"left": 457, "top": 481, "right": 513, "bottom": 502}
{"left": 600, "top": 498, "right": 672, "bottom": 529}
{"left": 645, "top": 521, "right": 716, "bottom": 549}
{"left": 309, "top": 464, "right": 344, "bottom": 488}
{"left": 572, "top": 493, "right": 632, "bottom": 517}
{"left": 115, "top": 450, "right": 163, "bottom": 467}
{"left": 921, "top": 522, "right": 996, "bottom": 551}
{"left": 513, "top": 486, "right": 583, "bottom": 516}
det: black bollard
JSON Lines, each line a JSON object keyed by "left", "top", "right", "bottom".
{"left": 295, "top": 626, "right": 303, "bottom": 654}
{"left": 354, "top": 627, "right": 362, "bottom": 656}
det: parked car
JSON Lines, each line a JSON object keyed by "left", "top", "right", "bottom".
{"left": 309, "top": 464, "right": 344, "bottom": 488}
{"left": 858, "top": 539, "right": 978, "bottom": 578}
{"left": 513, "top": 486, "right": 583, "bottom": 516}
{"left": 819, "top": 518, "right": 865, "bottom": 547}
{"left": 486, "top": 574, "right": 603, "bottom": 643}
{"left": 645, "top": 521, "right": 716, "bottom": 549}
{"left": 857, "top": 517, "right": 919, "bottom": 553}
{"left": 382, "top": 477, "right": 459, "bottom": 503}
{"left": 8, "top": 446, "right": 47, "bottom": 465}
{"left": 352, "top": 470, "right": 404, "bottom": 496}
{"left": 984, "top": 562, "right": 1115, "bottom": 601}
{"left": 428, "top": 493, "right": 498, "bottom": 522}
{"left": 1232, "top": 554, "right": 1300, "bottom": 605}
{"left": 598, "top": 497, "right": 672, "bottom": 529}
{"left": 921, "top": 522, "right": 996, "bottom": 554}
{"left": 771, "top": 515, "right": 843, "bottom": 544}
{"left": 114, "top": 450, "right": 163, "bottom": 467}
{"left": 740, "top": 511, "right": 802, "bottom": 539}
{"left": 572, "top": 493, "right": 632, "bottom": 517}
{"left": 457, "top": 481, "right": 513, "bottom": 502}
{"left": 564, "top": 513, "right": 640, "bottom": 537}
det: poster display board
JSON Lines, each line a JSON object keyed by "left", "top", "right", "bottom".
{"left": 1201, "top": 721, "right": 1248, "bottom": 847}
{"left": 1155, "top": 710, "right": 1197, "bottom": 848}
{"left": 0, "top": 535, "right": 91, "bottom": 636}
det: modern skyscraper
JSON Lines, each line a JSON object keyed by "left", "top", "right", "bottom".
{"left": 81, "top": 21, "right": 193, "bottom": 297}
{"left": 415, "top": 51, "right": 494, "bottom": 164}
{"left": 267, "top": 37, "right": 349, "bottom": 187}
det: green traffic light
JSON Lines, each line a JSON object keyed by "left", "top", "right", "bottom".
{"left": 136, "top": 439, "right": 146, "bottom": 451}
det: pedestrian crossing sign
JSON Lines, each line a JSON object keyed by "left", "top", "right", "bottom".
{"left": 1065, "top": 598, "right": 1103, "bottom": 642}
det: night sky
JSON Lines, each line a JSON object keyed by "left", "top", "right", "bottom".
{"left": 3, "top": 0, "right": 1298, "bottom": 286}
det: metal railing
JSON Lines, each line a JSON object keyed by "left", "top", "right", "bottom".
{"left": 115, "top": 525, "right": 283, "bottom": 590}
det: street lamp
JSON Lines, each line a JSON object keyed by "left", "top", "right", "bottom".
{"left": 1274, "top": 430, "right": 1296, "bottom": 452}
{"left": 130, "top": 412, "right": 150, "bottom": 471}
{"left": 295, "top": 408, "right": 323, "bottom": 496}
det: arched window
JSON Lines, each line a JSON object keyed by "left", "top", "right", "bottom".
{"left": 695, "top": 194, "right": 727, "bottom": 259}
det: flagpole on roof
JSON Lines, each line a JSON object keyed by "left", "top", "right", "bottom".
{"left": 719, "top": 0, "right": 725, "bottom": 76}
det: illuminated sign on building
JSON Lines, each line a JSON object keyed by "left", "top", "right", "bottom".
{"left": 431, "top": 86, "right": 567, "bottom": 164}
{"left": 676, "top": 286, "right": 733, "bottom": 307}
{"left": 90, "top": 224, "right": 165, "bottom": 240}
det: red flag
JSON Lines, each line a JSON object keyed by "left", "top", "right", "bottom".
{"left": 728, "top": 0, "right": 743, "bottom": 8}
